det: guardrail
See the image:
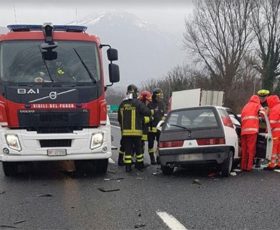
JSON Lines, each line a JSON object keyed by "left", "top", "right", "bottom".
{"left": 108, "top": 113, "right": 119, "bottom": 126}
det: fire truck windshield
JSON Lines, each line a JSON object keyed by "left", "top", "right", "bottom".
{"left": 0, "top": 40, "right": 100, "bottom": 84}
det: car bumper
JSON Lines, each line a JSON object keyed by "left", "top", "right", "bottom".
{"left": 159, "top": 146, "right": 231, "bottom": 166}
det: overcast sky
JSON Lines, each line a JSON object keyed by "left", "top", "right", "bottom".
{"left": 0, "top": 0, "right": 194, "bottom": 34}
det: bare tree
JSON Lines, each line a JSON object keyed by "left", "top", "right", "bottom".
{"left": 184, "top": 0, "right": 254, "bottom": 108}
{"left": 142, "top": 65, "right": 208, "bottom": 107}
{"left": 251, "top": 0, "right": 280, "bottom": 93}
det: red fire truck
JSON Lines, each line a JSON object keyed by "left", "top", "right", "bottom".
{"left": 0, "top": 23, "right": 120, "bottom": 176}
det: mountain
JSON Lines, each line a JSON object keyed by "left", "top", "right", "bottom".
{"left": 72, "top": 11, "right": 185, "bottom": 88}
{"left": 0, "top": 26, "right": 8, "bottom": 34}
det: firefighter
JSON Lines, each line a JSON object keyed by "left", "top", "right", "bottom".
{"left": 255, "top": 89, "right": 270, "bottom": 167}
{"left": 240, "top": 95, "right": 262, "bottom": 171}
{"left": 266, "top": 95, "right": 280, "bottom": 170}
{"left": 138, "top": 91, "right": 153, "bottom": 163}
{"left": 118, "top": 84, "right": 151, "bottom": 172}
{"left": 148, "top": 88, "right": 165, "bottom": 165}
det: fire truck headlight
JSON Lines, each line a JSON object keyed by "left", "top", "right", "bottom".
{"left": 90, "top": 133, "right": 104, "bottom": 149}
{"left": 5, "top": 134, "right": 22, "bottom": 151}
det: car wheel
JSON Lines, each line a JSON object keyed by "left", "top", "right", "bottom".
{"left": 2, "top": 162, "right": 18, "bottom": 177}
{"left": 161, "top": 165, "right": 174, "bottom": 175}
{"left": 221, "top": 150, "right": 233, "bottom": 177}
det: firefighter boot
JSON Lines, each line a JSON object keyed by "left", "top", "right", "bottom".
{"left": 125, "top": 164, "right": 132, "bottom": 172}
{"left": 264, "top": 162, "right": 276, "bottom": 170}
{"left": 135, "top": 162, "right": 144, "bottom": 171}
{"left": 149, "top": 153, "right": 156, "bottom": 165}
{"left": 118, "top": 153, "right": 124, "bottom": 166}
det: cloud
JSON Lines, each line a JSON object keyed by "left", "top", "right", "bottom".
{"left": 2, "top": 0, "right": 193, "bottom": 8}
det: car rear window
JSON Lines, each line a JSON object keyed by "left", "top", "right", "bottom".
{"left": 165, "top": 108, "right": 219, "bottom": 131}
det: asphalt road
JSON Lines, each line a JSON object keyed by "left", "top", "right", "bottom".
{"left": 0, "top": 124, "right": 280, "bottom": 230}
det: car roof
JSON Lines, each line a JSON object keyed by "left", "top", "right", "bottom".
{"left": 170, "top": 105, "right": 228, "bottom": 113}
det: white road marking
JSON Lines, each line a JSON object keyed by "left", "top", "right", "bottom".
{"left": 109, "top": 158, "right": 115, "bottom": 164}
{"left": 156, "top": 211, "right": 188, "bottom": 230}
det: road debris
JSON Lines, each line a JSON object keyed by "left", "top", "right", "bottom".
{"left": 233, "top": 169, "right": 242, "bottom": 172}
{"left": 192, "top": 179, "right": 201, "bottom": 185}
{"left": 136, "top": 177, "right": 144, "bottom": 180}
{"left": 230, "top": 172, "right": 237, "bottom": 176}
{"left": 0, "top": 191, "right": 6, "bottom": 195}
{"left": 104, "top": 177, "right": 124, "bottom": 181}
{"left": 0, "top": 225, "right": 16, "bottom": 228}
{"left": 274, "top": 169, "right": 280, "bottom": 173}
{"left": 98, "top": 187, "right": 120, "bottom": 193}
{"left": 14, "top": 220, "right": 26, "bottom": 225}
{"left": 208, "top": 172, "right": 217, "bottom": 177}
{"left": 134, "top": 223, "right": 146, "bottom": 228}
{"left": 38, "top": 193, "right": 53, "bottom": 197}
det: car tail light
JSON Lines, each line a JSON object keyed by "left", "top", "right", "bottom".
{"left": 159, "top": 140, "right": 184, "bottom": 148}
{"left": 197, "top": 138, "right": 225, "bottom": 145}
{"left": 222, "top": 116, "right": 234, "bottom": 128}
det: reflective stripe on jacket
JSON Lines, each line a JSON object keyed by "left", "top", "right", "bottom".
{"left": 241, "top": 95, "right": 261, "bottom": 135}
{"left": 267, "top": 97, "right": 280, "bottom": 138}
{"left": 118, "top": 98, "right": 151, "bottom": 137}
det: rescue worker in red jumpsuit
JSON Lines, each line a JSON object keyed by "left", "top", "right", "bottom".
{"left": 118, "top": 84, "right": 151, "bottom": 172}
{"left": 138, "top": 91, "right": 153, "bottom": 164}
{"left": 266, "top": 95, "right": 280, "bottom": 169}
{"left": 241, "top": 95, "right": 262, "bottom": 171}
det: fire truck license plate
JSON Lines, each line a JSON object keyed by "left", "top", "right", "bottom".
{"left": 47, "top": 149, "right": 67, "bottom": 156}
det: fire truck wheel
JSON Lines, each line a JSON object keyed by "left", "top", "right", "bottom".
{"left": 93, "top": 159, "right": 108, "bottom": 174}
{"left": 2, "top": 162, "right": 18, "bottom": 177}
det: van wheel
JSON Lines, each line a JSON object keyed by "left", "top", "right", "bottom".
{"left": 161, "top": 165, "right": 174, "bottom": 175}
{"left": 2, "top": 162, "right": 18, "bottom": 177}
{"left": 221, "top": 151, "right": 233, "bottom": 177}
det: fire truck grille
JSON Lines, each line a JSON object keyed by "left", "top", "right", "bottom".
{"left": 40, "top": 139, "right": 72, "bottom": 147}
{"left": 18, "top": 110, "right": 89, "bottom": 132}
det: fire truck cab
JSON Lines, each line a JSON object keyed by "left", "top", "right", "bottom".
{"left": 0, "top": 23, "right": 120, "bottom": 176}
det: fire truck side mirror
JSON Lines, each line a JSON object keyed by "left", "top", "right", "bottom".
{"left": 109, "top": 63, "right": 120, "bottom": 83}
{"left": 107, "top": 48, "right": 118, "bottom": 61}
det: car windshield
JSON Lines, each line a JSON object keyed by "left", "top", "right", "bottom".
{"left": 0, "top": 40, "right": 100, "bottom": 84}
{"left": 165, "top": 108, "right": 219, "bottom": 131}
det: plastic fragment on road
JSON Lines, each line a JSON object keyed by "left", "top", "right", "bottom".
{"left": 14, "top": 220, "right": 26, "bottom": 225}
{"left": 104, "top": 177, "right": 124, "bottom": 181}
{"left": 208, "top": 172, "right": 217, "bottom": 177}
{"left": 230, "top": 172, "right": 237, "bottom": 176}
{"left": 233, "top": 169, "right": 242, "bottom": 172}
{"left": 192, "top": 179, "right": 201, "bottom": 185}
{"left": 38, "top": 193, "right": 53, "bottom": 197}
{"left": 98, "top": 187, "right": 120, "bottom": 192}
{"left": 0, "top": 225, "right": 17, "bottom": 228}
{"left": 134, "top": 223, "right": 146, "bottom": 228}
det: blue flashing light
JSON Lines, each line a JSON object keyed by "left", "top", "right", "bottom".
{"left": 7, "top": 24, "right": 87, "bottom": 32}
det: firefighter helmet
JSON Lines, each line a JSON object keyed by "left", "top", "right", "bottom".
{"left": 152, "top": 88, "right": 163, "bottom": 100}
{"left": 257, "top": 89, "right": 270, "bottom": 97}
{"left": 138, "top": 91, "right": 152, "bottom": 103}
{"left": 127, "top": 84, "right": 138, "bottom": 97}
